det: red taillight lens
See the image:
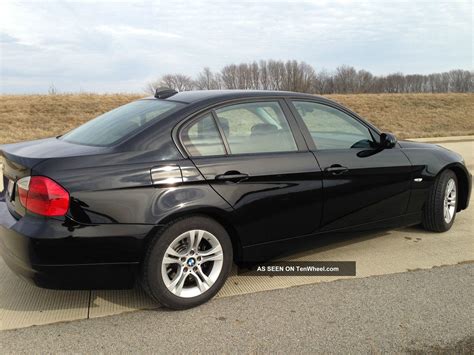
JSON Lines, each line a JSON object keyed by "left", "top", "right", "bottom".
{"left": 17, "top": 176, "right": 69, "bottom": 217}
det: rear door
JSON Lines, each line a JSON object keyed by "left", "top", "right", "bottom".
{"left": 180, "top": 99, "right": 323, "bottom": 246}
{"left": 288, "top": 99, "right": 412, "bottom": 232}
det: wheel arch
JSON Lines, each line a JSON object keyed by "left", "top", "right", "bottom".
{"left": 142, "top": 207, "right": 243, "bottom": 264}
{"left": 440, "top": 163, "right": 470, "bottom": 211}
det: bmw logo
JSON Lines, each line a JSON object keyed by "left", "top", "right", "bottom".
{"left": 187, "top": 258, "right": 196, "bottom": 267}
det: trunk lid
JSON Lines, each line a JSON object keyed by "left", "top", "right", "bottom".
{"left": 1, "top": 137, "right": 108, "bottom": 217}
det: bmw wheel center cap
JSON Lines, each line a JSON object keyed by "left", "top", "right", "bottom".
{"left": 187, "top": 258, "right": 196, "bottom": 267}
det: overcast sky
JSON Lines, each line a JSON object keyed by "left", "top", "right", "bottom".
{"left": 0, "top": 0, "right": 472, "bottom": 94}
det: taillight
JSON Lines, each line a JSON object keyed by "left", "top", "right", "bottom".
{"left": 17, "top": 176, "right": 69, "bottom": 217}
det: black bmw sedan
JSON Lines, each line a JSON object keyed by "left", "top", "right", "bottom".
{"left": 0, "top": 89, "right": 471, "bottom": 309}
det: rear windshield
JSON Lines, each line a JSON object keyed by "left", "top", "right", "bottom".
{"left": 60, "top": 100, "right": 184, "bottom": 146}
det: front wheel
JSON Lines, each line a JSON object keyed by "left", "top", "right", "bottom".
{"left": 141, "top": 216, "right": 233, "bottom": 309}
{"left": 422, "top": 169, "right": 458, "bottom": 232}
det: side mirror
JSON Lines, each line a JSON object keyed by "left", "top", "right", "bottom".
{"left": 379, "top": 132, "right": 397, "bottom": 149}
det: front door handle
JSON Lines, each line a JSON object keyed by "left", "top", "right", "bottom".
{"left": 324, "top": 164, "right": 349, "bottom": 175}
{"left": 215, "top": 171, "right": 249, "bottom": 182}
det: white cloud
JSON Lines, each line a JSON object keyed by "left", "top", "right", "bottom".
{"left": 0, "top": 0, "right": 472, "bottom": 93}
{"left": 95, "top": 25, "right": 182, "bottom": 39}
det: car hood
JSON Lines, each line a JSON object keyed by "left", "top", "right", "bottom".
{"left": 399, "top": 139, "right": 465, "bottom": 163}
{"left": 398, "top": 140, "right": 439, "bottom": 149}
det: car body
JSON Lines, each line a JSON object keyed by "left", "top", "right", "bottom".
{"left": 0, "top": 90, "right": 471, "bottom": 299}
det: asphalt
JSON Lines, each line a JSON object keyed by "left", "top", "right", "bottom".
{"left": 0, "top": 263, "right": 472, "bottom": 354}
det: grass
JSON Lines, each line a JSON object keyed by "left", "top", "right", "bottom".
{"left": 0, "top": 93, "right": 472, "bottom": 145}
{"left": 0, "top": 94, "right": 141, "bottom": 144}
{"left": 327, "top": 93, "right": 474, "bottom": 139}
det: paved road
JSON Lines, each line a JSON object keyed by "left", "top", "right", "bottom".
{"left": 1, "top": 264, "right": 472, "bottom": 354}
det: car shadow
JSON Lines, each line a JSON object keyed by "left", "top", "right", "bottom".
{"left": 89, "top": 227, "right": 397, "bottom": 313}
{"left": 277, "top": 229, "right": 394, "bottom": 261}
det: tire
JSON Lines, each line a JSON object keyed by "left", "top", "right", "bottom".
{"left": 141, "top": 216, "right": 233, "bottom": 309}
{"left": 422, "top": 169, "right": 458, "bottom": 232}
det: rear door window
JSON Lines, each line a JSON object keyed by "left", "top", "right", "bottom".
{"left": 214, "top": 101, "right": 298, "bottom": 154}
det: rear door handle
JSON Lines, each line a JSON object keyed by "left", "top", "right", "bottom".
{"left": 324, "top": 165, "right": 349, "bottom": 175}
{"left": 215, "top": 171, "right": 249, "bottom": 182}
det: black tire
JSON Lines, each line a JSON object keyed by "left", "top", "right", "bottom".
{"left": 422, "top": 169, "right": 458, "bottom": 232}
{"left": 141, "top": 216, "right": 233, "bottom": 310}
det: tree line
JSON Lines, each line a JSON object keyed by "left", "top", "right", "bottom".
{"left": 146, "top": 60, "right": 473, "bottom": 94}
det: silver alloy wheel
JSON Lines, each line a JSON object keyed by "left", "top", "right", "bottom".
{"left": 443, "top": 178, "right": 457, "bottom": 224}
{"left": 161, "top": 229, "right": 224, "bottom": 298}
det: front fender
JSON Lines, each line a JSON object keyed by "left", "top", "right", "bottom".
{"left": 401, "top": 142, "right": 471, "bottom": 213}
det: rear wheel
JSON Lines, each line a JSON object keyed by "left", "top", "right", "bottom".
{"left": 141, "top": 216, "right": 233, "bottom": 309}
{"left": 422, "top": 170, "right": 458, "bottom": 232}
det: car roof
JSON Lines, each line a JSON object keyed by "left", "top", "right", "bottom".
{"left": 144, "top": 90, "right": 321, "bottom": 104}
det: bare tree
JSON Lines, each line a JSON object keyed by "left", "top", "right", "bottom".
{"left": 145, "top": 74, "right": 195, "bottom": 93}
{"left": 440, "top": 72, "right": 451, "bottom": 92}
{"left": 146, "top": 60, "right": 472, "bottom": 94}
{"left": 250, "top": 61, "right": 260, "bottom": 89}
{"left": 385, "top": 73, "right": 405, "bottom": 93}
{"left": 161, "top": 74, "right": 195, "bottom": 91}
{"left": 313, "top": 69, "right": 332, "bottom": 94}
{"left": 449, "top": 70, "right": 472, "bottom": 92}
{"left": 333, "top": 65, "right": 358, "bottom": 93}
{"left": 259, "top": 60, "right": 269, "bottom": 89}
{"left": 221, "top": 64, "right": 239, "bottom": 89}
{"left": 356, "top": 70, "right": 374, "bottom": 93}
{"left": 195, "top": 67, "right": 221, "bottom": 90}
{"left": 48, "top": 83, "right": 58, "bottom": 95}
{"left": 298, "top": 62, "right": 316, "bottom": 92}
{"left": 145, "top": 80, "right": 160, "bottom": 95}
{"left": 267, "top": 60, "right": 285, "bottom": 90}
{"left": 236, "top": 63, "right": 251, "bottom": 89}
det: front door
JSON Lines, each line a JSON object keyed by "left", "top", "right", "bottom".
{"left": 180, "top": 100, "right": 323, "bottom": 246}
{"left": 289, "top": 100, "right": 412, "bottom": 231}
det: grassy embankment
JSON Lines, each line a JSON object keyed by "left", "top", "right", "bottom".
{"left": 0, "top": 93, "right": 472, "bottom": 144}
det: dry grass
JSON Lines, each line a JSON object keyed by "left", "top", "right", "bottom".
{"left": 0, "top": 94, "right": 142, "bottom": 144}
{"left": 326, "top": 93, "right": 474, "bottom": 139}
{"left": 0, "top": 93, "right": 472, "bottom": 144}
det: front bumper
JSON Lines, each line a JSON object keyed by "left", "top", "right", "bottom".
{"left": 0, "top": 201, "right": 154, "bottom": 289}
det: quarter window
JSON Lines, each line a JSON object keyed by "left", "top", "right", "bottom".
{"left": 214, "top": 101, "right": 297, "bottom": 154}
{"left": 181, "top": 114, "right": 226, "bottom": 156}
{"left": 292, "top": 101, "right": 374, "bottom": 150}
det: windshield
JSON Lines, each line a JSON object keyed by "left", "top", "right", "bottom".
{"left": 60, "top": 100, "right": 184, "bottom": 146}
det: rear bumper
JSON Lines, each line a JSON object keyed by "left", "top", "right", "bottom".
{"left": 0, "top": 231, "right": 138, "bottom": 289}
{"left": 0, "top": 201, "right": 155, "bottom": 289}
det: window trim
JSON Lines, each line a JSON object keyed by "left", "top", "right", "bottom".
{"left": 180, "top": 112, "right": 228, "bottom": 158}
{"left": 177, "top": 98, "right": 307, "bottom": 158}
{"left": 287, "top": 99, "right": 380, "bottom": 151}
{"left": 210, "top": 110, "right": 231, "bottom": 155}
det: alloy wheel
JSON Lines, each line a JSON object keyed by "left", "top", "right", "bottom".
{"left": 161, "top": 229, "right": 224, "bottom": 298}
{"left": 443, "top": 178, "right": 457, "bottom": 224}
